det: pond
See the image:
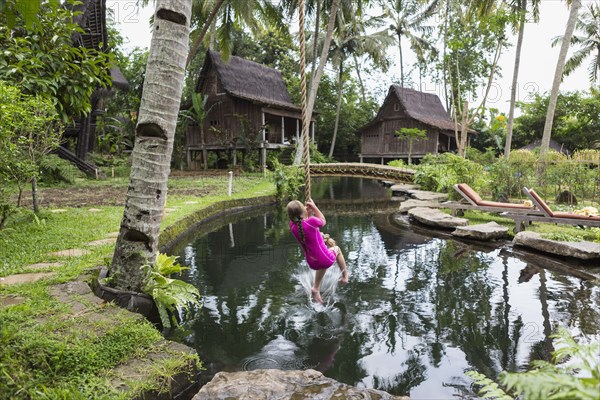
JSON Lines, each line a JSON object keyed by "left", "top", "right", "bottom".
{"left": 172, "top": 177, "right": 600, "bottom": 398}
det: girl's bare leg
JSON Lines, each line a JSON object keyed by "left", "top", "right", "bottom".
{"left": 312, "top": 269, "right": 327, "bottom": 304}
{"left": 334, "top": 246, "right": 348, "bottom": 284}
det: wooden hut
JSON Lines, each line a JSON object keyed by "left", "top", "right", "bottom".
{"left": 187, "top": 50, "right": 315, "bottom": 169}
{"left": 59, "top": 0, "right": 129, "bottom": 176}
{"left": 358, "top": 85, "right": 473, "bottom": 164}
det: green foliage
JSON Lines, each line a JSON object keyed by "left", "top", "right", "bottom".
{"left": 141, "top": 253, "right": 202, "bottom": 329}
{"left": 471, "top": 108, "right": 507, "bottom": 155}
{"left": 413, "top": 153, "right": 486, "bottom": 196}
{"left": 271, "top": 160, "right": 305, "bottom": 202}
{"left": 468, "top": 328, "right": 600, "bottom": 400}
{"left": 394, "top": 127, "right": 427, "bottom": 164}
{"left": 0, "top": 1, "right": 113, "bottom": 121}
{"left": 387, "top": 159, "right": 407, "bottom": 168}
{"left": 541, "top": 232, "right": 583, "bottom": 242}
{"left": 38, "top": 155, "right": 82, "bottom": 184}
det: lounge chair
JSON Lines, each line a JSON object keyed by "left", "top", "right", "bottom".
{"left": 449, "top": 183, "right": 540, "bottom": 215}
{"left": 514, "top": 187, "right": 600, "bottom": 231}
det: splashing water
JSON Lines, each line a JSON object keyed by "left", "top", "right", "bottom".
{"left": 296, "top": 265, "right": 343, "bottom": 311}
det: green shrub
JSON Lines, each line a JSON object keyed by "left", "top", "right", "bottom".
{"left": 271, "top": 159, "right": 304, "bottom": 202}
{"left": 413, "top": 153, "right": 486, "bottom": 196}
{"left": 39, "top": 154, "right": 82, "bottom": 184}
{"left": 387, "top": 159, "right": 407, "bottom": 168}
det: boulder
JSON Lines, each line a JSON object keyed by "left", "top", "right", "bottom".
{"left": 399, "top": 199, "right": 443, "bottom": 213}
{"left": 193, "top": 369, "right": 407, "bottom": 400}
{"left": 406, "top": 190, "right": 448, "bottom": 202}
{"left": 513, "top": 232, "right": 600, "bottom": 260}
{"left": 452, "top": 222, "right": 509, "bottom": 240}
{"left": 408, "top": 207, "right": 468, "bottom": 229}
{"left": 390, "top": 183, "right": 419, "bottom": 195}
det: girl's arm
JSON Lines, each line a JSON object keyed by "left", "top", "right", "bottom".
{"left": 306, "top": 199, "right": 326, "bottom": 225}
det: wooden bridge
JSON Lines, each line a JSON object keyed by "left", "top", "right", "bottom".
{"left": 309, "top": 163, "right": 414, "bottom": 183}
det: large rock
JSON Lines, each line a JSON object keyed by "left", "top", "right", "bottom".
{"left": 406, "top": 190, "right": 448, "bottom": 202}
{"left": 193, "top": 369, "right": 407, "bottom": 400}
{"left": 452, "top": 222, "right": 509, "bottom": 240}
{"left": 399, "top": 199, "right": 443, "bottom": 213}
{"left": 513, "top": 232, "right": 600, "bottom": 260}
{"left": 390, "top": 183, "right": 419, "bottom": 195}
{"left": 408, "top": 207, "right": 468, "bottom": 229}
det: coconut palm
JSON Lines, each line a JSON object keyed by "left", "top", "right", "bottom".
{"left": 552, "top": 3, "right": 600, "bottom": 84}
{"left": 110, "top": 0, "right": 192, "bottom": 292}
{"left": 540, "top": 0, "right": 582, "bottom": 155}
{"left": 311, "top": 10, "right": 393, "bottom": 158}
{"left": 384, "top": 0, "right": 440, "bottom": 88}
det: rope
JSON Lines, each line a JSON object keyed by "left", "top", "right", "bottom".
{"left": 298, "top": 0, "right": 311, "bottom": 201}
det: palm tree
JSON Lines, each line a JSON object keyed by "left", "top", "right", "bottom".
{"left": 503, "top": 0, "right": 541, "bottom": 158}
{"left": 385, "top": 0, "right": 440, "bottom": 88}
{"left": 110, "top": 0, "right": 192, "bottom": 292}
{"left": 540, "top": 0, "right": 582, "bottom": 155}
{"left": 313, "top": 11, "right": 392, "bottom": 158}
{"left": 551, "top": 3, "right": 600, "bottom": 84}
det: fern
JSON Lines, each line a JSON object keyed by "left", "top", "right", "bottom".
{"left": 468, "top": 328, "right": 600, "bottom": 400}
{"left": 141, "top": 253, "right": 202, "bottom": 329}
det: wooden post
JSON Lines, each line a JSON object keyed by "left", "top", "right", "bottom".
{"left": 296, "top": 119, "right": 300, "bottom": 143}
{"left": 311, "top": 121, "right": 315, "bottom": 144}
{"left": 261, "top": 112, "right": 266, "bottom": 142}
{"left": 281, "top": 116, "right": 285, "bottom": 143}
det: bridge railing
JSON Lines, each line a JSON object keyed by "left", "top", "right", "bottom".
{"left": 309, "top": 163, "right": 414, "bottom": 183}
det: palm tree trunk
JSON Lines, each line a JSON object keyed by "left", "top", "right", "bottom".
{"left": 185, "top": 0, "right": 225, "bottom": 67}
{"left": 442, "top": 0, "right": 450, "bottom": 110}
{"left": 353, "top": 54, "right": 366, "bottom": 102}
{"left": 504, "top": 1, "right": 526, "bottom": 158}
{"left": 294, "top": 0, "right": 340, "bottom": 165}
{"left": 398, "top": 31, "right": 405, "bottom": 87}
{"left": 110, "top": 0, "right": 192, "bottom": 292}
{"left": 540, "top": 0, "right": 581, "bottom": 154}
{"left": 329, "top": 63, "right": 344, "bottom": 158}
{"left": 308, "top": 0, "right": 321, "bottom": 92}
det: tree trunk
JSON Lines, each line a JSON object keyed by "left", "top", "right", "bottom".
{"left": 294, "top": 0, "right": 340, "bottom": 165}
{"left": 31, "top": 176, "right": 39, "bottom": 214}
{"left": 353, "top": 54, "right": 366, "bottom": 103}
{"left": 398, "top": 31, "right": 404, "bottom": 88}
{"left": 540, "top": 0, "right": 581, "bottom": 155}
{"left": 308, "top": 0, "right": 321, "bottom": 92}
{"left": 408, "top": 141, "right": 413, "bottom": 165}
{"left": 442, "top": 0, "right": 450, "bottom": 111}
{"left": 110, "top": 0, "right": 192, "bottom": 292}
{"left": 17, "top": 186, "right": 23, "bottom": 207}
{"left": 329, "top": 63, "right": 344, "bottom": 158}
{"left": 504, "top": 0, "right": 526, "bottom": 158}
{"left": 459, "top": 100, "right": 469, "bottom": 157}
{"left": 185, "top": 0, "right": 225, "bottom": 67}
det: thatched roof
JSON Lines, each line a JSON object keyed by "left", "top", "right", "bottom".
{"left": 389, "top": 86, "right": 457, "bottom": 132}
{"left": 196, "top": 50, "right": 301, "bottom": 111}
{"left": 110, "top": 66, "right": 129, "bottom": 90}
{"left": 69, "top": 0, "right": 107, "bottom": 51}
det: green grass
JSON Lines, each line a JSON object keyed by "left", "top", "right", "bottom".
{"left": 0, "top": 172, "right": 276, "bottom": 399}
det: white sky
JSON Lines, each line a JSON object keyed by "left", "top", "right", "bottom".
{"left": 107, "top": 0, "right": 597, "bottom": 115}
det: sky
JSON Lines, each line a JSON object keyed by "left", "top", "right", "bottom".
{"left": 106, "top": 0, "right": 597, "bottom": 115}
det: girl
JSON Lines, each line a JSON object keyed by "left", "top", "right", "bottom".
{"left": 287, "top": 199, "right": 348, "bottom": 304}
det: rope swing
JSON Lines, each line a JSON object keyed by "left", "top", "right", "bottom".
{"left": 298, "top": 0, "right": 311, "bottom": 201}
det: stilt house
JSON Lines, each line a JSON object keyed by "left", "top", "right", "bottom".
{"left": 186, "top": 50, "right": 315, "bottom": 169}
{"left": 358, "top": 85, "right": 473, "bottom": 164}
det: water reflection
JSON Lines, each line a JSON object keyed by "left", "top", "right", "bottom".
{"left": 172, "top": 177, "right": 600, "bottom": 398}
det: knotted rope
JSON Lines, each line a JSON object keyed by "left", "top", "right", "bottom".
{"left": 298, "top": 0, "right": 311, "bottom": 201}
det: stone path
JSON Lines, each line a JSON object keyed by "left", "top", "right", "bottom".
{"left": 86, "top": 238, "right": 115, "bottom": 247}
{"left": 0, "top": 272, "right": 56, "bottom": 286}
{"left": 452, "top": 222, "right": 509, "bottom": 240}
{"left": 408, "top": 207, "right": 468, "bottom": 229}
{"left": 49, "top": 248, "right": 91, "bottom": 257}
{"left": 513, "top": 232, "right": 600, "bottom": 260}
{"left": 24, "top": 262, "right": 63, "bottom": 270}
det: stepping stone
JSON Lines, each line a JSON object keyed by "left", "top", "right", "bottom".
{"left": 0, "top": 272, "right": 56, "bottom": 286}
{"left": 24, "top": 262, "right": 63, "bottom": 271}
{"left": 452, "top": 222, "right": 509, "bottom": 240}
{"left": 86, "top": 238, "right": 115, "bottom": 247}
{"left": 513, "top": 232, "right": 600, "bottom": 261}
{"left": 406, "top": 190, "right": 448, "bottom": 202}
{"left": 51, "top": 209, "right": 68, "bottom": 213}
{"left": 164, "top": 208, "right": 178, "bottom": 213}
{"left": 49, "top": 249, "right": 91, "bottom": 257}
{"left": 88, "top": 208, "right": 102, "bottom": 212}
{"left": 0, "top": 295, "right": 25, "bottom": 307}
{"left": 408, "top": 207, "right": 468, "bottom": 229}
{"left": 106, "top": 232, "right": 120, "bottom": 238}
{"left": 399, "top": 199, "right": 443, "bottom": 213}
{"left": 390, "top": 183, "right": 419, "bottom": 194}
{"left": 183, "top": 201, "right": 198, "bottom": 205}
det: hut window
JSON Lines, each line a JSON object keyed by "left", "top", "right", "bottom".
{"left": 394, "top": 103, "right": 400, "bottom": 112}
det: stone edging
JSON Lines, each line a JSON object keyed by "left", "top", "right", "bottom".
{"left": 158, "top": 194, "right": 277, "bottom": 253}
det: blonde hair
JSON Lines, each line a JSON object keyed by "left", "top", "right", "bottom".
{"left": 287, "top": 200, "right": 306, "bottom": 249}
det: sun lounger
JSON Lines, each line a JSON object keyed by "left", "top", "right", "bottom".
{"left": 507, "top": 187, "right": 600, "bottom": 232}
{"left": 449, "top": 183, "right": 540, "bottom": 215}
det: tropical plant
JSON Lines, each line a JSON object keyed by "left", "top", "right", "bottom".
{"left": 141, "top": 253, "right": 201, "bottom": 329}
{"left": 394, "top": 127, "right": 427, "bottom": 164}
{"left": 552, "top": 3, "right": 600, "bottom": 84}
{"left": 467, "top": 327, "right": 600, "bottom": 400}
{"left": 540, "top": 0, "right": 582, "bottom": 154}
{"left": 383, "top": 0, "right": 440, "bottom": 88}
{"left": 413, "top": 152, "right": 486, "bottom": 195}
{"left": 110, "top": 0, "right": 192, "bottom": 292}
{"left": 271, "top": 159, "right": 305, "bottom": 202}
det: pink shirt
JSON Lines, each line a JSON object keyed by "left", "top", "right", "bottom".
{"left": 289, "top": 216, "right": 336, "bottom": 270}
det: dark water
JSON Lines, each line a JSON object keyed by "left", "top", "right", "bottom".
{"left": 173, "top": 177, "right": 600, "bottom": 399}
